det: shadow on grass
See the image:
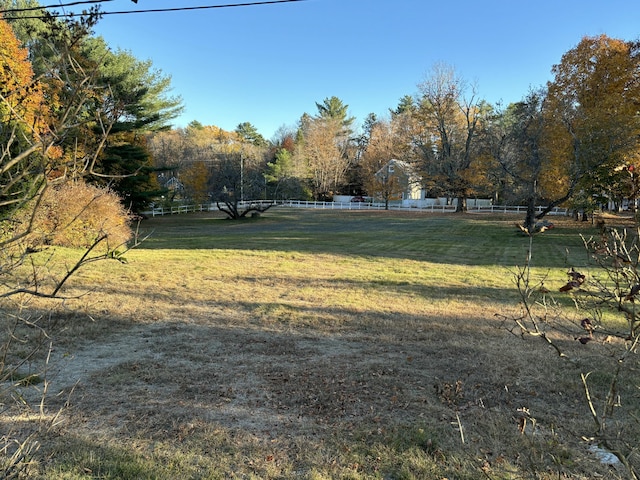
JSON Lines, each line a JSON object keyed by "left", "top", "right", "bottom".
{"left": 28, "top": 314, "right": 614, "bottom": 479}
{"left": 136, "top": 210, "right": 596, "bottom": 268}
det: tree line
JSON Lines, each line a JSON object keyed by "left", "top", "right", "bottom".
{"left": 148, "top": 35, "right": 640, "bottom": 230}
{"left": 2, "top": 0, "right": 639, "bottom": 234}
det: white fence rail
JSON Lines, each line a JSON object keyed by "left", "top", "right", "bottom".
{"left": 281, "top": 201, "right": 568, "bottom": 215}
{"left": 145, "top": 204, "right": 215, "bottom": 216}
{"left": 143, "top": 201, "right": 569, "bottom": 217}
{"left": 281, "top": 200, "right": 457, "bottom": 212}
{"left": 467, "top": 205, "right": 569, "bottom": 215}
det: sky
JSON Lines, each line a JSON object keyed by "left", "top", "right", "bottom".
{"left": 83, "top": 0, "right": 640, "bottom": 140}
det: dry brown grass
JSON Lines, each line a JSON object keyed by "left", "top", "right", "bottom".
{"left": 1, "top": 210, "right": 638, "bottom": 479}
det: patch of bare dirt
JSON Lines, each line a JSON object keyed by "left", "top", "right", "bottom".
{"left": 35, "top": 314, "right": 576, "bottom": 447}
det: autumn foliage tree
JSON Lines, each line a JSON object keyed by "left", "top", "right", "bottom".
{"left": 478, "top": 35, "right": 640, "bottom": 229}
{"left": 299, "top": 115, "right": 347, "bottom": 200}
{"left": 29, "top": 180, "right": 133, "bottom": 248}
{"left": 0, "top": 17, "right": 45, "bottom": 122}
{"left": 0, "top": 6, "right": 142, "bottom": 248}
{"left": 0, "top": 14, "right": 52, "bottom": 217}
{"left": 544, "top": 35, "right": 640, "bottom": 215}
{"left": 296, "top": 97, "right": 356, "bottom": 200}
{"left": 416, "top": 63, "right": 486, "bottom": 211}
{"left": 359, "top": 119, "right": 411, "bottom": 206}
{"left": 181, "top": 160, "right": 210, "bottom": 204}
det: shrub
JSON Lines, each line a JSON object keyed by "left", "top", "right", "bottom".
{"left": 27, "top": 180, "right": 134, "bottom": 249}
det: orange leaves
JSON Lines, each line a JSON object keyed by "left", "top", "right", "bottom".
{"left": 552, "top": 35, "right": 632, "bottom": 113}
{"left": 0, "top": 17, "right": 50, "bottom": 137}
{"left": 545, "top": 34, "right": 640, "bottom": 192}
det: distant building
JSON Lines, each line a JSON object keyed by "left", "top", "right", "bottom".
{"left": 163, "top": 176, "right": 184, "bottom": 192}
{"left": 374, "top": 159, "right": 423, "bottom": 201}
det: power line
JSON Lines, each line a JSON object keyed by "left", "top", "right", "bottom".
{"left": 0, "top": 0, "right": 115, "bottom": 14}
{"left": 0, "top": 0, "right": 306, "bottom": 20}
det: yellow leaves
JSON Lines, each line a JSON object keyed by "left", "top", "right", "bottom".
{"left": 181, "top": 161, "right": 210, "bottom": 204}
{"left": 549, "top": 35, "right": 640, "bottom": 134}
{"left": 45, "top": 145, "right": 64, "bottom": 160}
{"left": 187, "top": 124, "right": 241, "bottom": 147}
{"left": 554, "top": 35, "right": 632, "bottom": 109}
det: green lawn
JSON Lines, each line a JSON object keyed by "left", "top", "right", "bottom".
{"left": 138, "top": 209, "right": 590, "bottom": 267}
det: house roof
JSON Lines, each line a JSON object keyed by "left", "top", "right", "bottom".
{"left": 164, "top": 176, "right": 184, "bottom": 189}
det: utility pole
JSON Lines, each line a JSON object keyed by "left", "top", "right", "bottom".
{"left": 240, "top": 153, "right": 244, "bottom": 202}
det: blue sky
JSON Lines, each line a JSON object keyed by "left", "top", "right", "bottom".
{"left": 89, "top": 0, "right": 640, "bottom": 140}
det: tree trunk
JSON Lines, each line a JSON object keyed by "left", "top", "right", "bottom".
{"left": 217, "top": 199, "right": 274, "bottom": 219}
{"left": 524, "top": 197, "right": 537, "bottom": 232}
{"left": 455, "top": 195, "right": 467, "bottom": 213}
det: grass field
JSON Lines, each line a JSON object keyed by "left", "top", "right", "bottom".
{"left": 3, "top": 209, "right": 639, "bottom": 479}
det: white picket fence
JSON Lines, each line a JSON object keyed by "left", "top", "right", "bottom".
{"left": 143, "top": 200, "right": 569, "bottom": 217}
